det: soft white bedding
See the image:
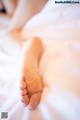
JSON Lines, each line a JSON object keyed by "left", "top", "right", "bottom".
{"left": 0, "top": 1, "right": 80, "bottom": 120}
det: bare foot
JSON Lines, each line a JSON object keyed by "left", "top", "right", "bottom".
{"left": 20, "top": 37, "right": 43, "bottom": 109}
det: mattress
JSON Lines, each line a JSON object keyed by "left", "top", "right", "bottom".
{"left": 0, "top": 1, "right": 80, "bottom": 120}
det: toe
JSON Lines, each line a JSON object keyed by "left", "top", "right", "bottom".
{"left": 28, "top": 92, "right": 41, "bottom": 110}
{"left": 20, "top": 79, "right": 26, "bottom": 89}
{"left": 21, "top": 95, "right": 30, "bottom": 106}
{"left": 21, "top": 89, "right": 27, "bottom": 96}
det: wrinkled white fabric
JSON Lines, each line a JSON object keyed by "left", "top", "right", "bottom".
{"left": 0, "top": 1, "right": 80, "bottom": 120}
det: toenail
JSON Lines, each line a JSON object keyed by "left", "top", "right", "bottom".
{"left": 28, "top": 105, "right": 36, "bottom": 110}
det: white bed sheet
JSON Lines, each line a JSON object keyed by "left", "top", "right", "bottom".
{"left": 0, "top": 1, "right": 80, "bottom": 120}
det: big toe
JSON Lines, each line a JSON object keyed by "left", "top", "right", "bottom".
{"left": 28, "top": 92, "right": 41, "bottom": 110}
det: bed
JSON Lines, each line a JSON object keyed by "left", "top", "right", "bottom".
{"left": 0, "top": 0, "right": 80, "bottom": 120}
